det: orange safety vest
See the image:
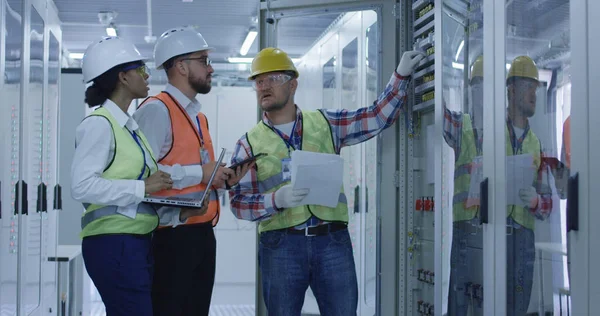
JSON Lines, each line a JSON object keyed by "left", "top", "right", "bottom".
{"left": 138, "top": 91, "right": 220, "bottom": 227}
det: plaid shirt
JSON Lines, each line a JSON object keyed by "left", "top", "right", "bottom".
{"left": 443, "top": 107, "right": 553, "bottom": 220}
{"left": 229, "top": 71, "right": 410, "bottom": 227}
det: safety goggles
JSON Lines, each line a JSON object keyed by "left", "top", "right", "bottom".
{"left": 181, "top": 57, "right": 212, "bottom": 67}
{"left": 519, "top": 79, "right": 540, "bottom": 90}
{"left": 252, "top": 73, "right": 292, "bottom": 90}
{"left": 122, "top": 63, "right": 150, "bottom": 77}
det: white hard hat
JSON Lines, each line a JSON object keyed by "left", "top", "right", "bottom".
{"left": 153, "top": 26, "right": 214, "bottom": 70}
{"left": 82, "top": 37, "right": 147, "bottom": 83}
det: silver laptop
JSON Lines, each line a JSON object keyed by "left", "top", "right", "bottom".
{"left": 143, "top": 148, "right": 226, "bottom": 208}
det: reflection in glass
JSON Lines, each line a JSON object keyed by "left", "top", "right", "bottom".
{"left": 506, "top": 1, "right": 571, "bottom": 315}
{"left": 43, "top": 31, "right": 60, "bottom": 297}
{"left": 363, "top": 17, "right": 378, "bottom": 308}
{"left": 441, "top": 0, "right": 484, "bottom": 315}
{"left": 322, "top": 57, "right": 336, "bottom": 110}
{"left": 24, "top": 5, "right": 45, "bottom": 313}
{"left": 340, "top": 38, "right": 360, "bottom": 252}
{"left": 1, "top": 0, "right": 23, "bottom": 313}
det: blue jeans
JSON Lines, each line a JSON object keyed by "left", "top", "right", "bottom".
{"left": 82, "top": 234, "right": 153, "bottom": 316}
{"left": 258, "top": 228, "right": 358, "bottom": 316}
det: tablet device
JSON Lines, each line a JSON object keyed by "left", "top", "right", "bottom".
{"left": 229, "top": 153, "right": 267, "bottom": 170}
{"left": 143, "top": 148, "right": 227, "bottom": 208}
{"left": 198, "top": 147, "right": 227, "bottom": 204}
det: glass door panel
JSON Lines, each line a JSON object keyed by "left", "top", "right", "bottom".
{"left": 440, "top": 0, "right": 485, "bottom": 315}
{"left": 41, "top": 30, "right": 60, "bottom": 301}
{"left": 1, "top": 1, "right": 23, "bottom": 315}
{"left": 504, "top": 0, "right": 571, "bottom": 314}
{"left": 361, "top": 10, "right": 378, "bottom": 313}
{"left": 275, "top": 8, "right": 381, "bottom": 315}
{"left": 21, "top": 5, "right": 45, "bottom": 314}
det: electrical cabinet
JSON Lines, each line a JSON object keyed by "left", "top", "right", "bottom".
{"left": 0, "top": 0, "right": 62, "bottom": 315}
{"left": 407, "top": 0, "right": 574, "bottom": 315}
{"left": 406, "top": 1, "right": 437, "bottom": 314}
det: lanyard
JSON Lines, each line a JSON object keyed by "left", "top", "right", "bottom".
{"left": 272, "top": 119, "right": 299, "bottom": 157}
{"left": 506, "top": 117, "right": 530, "bottom": 155}
{"left": 129, "top": 130, "right": 147, "bottom": 180}
{"left": 195, "top": 116, "right": 205, "bottom": 148}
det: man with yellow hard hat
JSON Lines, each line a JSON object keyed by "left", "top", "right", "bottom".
{"left": 443, "top": 55, "right": 554, "bottom": 315}
{"left": 228, "top": 47, "right": 424, "bottom": 314}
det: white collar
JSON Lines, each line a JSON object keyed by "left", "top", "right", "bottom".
{"left": 165, "top": 83, "right": 202, "bottom": 111}
{"left": 103, "top": 99, "right": 138, "bottom": 130}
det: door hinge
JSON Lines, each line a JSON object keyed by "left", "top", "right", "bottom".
{"left": 394, "top": 170, "right": 401, "bottom": 187}
{"left": 392, "top": 3, "right": 401, "bottom": 19}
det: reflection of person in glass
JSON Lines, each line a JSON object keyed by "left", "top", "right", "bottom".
{"left": 444, "top": 55, "right": 486, "bottom": 316}
{"left": 444, "top": 55, "right": 553, "bottom": 315}
{"left": 504, "top": 56, "right": 554, "bottom": 315}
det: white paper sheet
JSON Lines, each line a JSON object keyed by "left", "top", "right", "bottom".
{"left": 290, "top": 150, "right": 344, "bottom": 208}
{"left": 466, "top": 154, "right": 536, "bottom": 208}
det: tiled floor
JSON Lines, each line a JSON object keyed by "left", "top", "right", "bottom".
{"left": 89, "top": 301, "right": 255, "bottom": 316}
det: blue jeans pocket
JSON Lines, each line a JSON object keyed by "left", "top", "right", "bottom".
{"left": 329, "top": 229, "right": 350, "bottom": 245}
{"left": 260, "top": 231, "right": 286, "bottom": 249}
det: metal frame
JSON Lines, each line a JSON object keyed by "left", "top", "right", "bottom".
{"left": 21, "top": 0, "right": 49, "bottom": 312}
{"left": 376, "top": 3, "right": 401, "bottom": 314}
{"left": 570, "top": 0, "right": 592, "bottom": 314}
{"left": 584, "top": 0, "right": 600, "bottom": 311}
{"left": 44, "top": 3, "right": 62, "bottom": 315}
{"left": 485, "top": 0, "right": 508, "bottom": 315}
{"left": 433, "top": 0, "right": 442, "bottom": 314}
{"left": 16, "top": 0, "right": 32, "bottom": 313}
{"left": 399, "top": 2, "right": 412, "bottom": 316}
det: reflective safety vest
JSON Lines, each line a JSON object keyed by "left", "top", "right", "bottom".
{"left": 452, "top": 114, "right": 541, "bottom": 230}
{"left": 80, "top": 107, "right": 159, "bottom": 238}
{"left": 246, "top": 110, "right": 348, "bottom": 233}
{"left": 139, "top": 91, "right": 220, "bottom": 227}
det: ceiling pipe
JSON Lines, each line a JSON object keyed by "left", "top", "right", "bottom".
{"left": 144, "top": 0, "right": 156, "bottom": 43}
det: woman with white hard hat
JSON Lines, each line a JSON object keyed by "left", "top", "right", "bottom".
{"left": 70, "top": 36, "right": 206, "bottom": 315}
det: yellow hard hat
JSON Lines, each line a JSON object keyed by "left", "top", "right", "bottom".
{"left": 249, "top": 47, "right": 299, "bottom": 80}
{"left": 507, "top": 55, "right": 538, "bottom": 81}
{"left": 470, "top": 55, "right": 483, "bottom": 81}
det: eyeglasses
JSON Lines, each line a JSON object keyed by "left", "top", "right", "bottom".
{"left": 122, "top": 63, "right": 150, "bottom": 77}
{"left": 181, "top": 57, "right": 212, "bottom": 67}
{"left": 252, "top": 73, "right": 292, "bottom": 90}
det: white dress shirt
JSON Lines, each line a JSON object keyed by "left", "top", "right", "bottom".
{"left": 133, "top": 84, "right": 211, "bottom": 226}
{"left": 70, "top": 100, "right": 173, "bottom": 224}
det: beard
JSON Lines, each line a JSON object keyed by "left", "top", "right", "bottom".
{"left": 261, "top": 93, "right": 290, "bottom": 112}
{"left": 261, "top": 85, "right": 291, "bottom": 112}
{"left": 189, "top": 73, "right": 211, "bottom": 94}
{"left": 522, "top": 104, "right": 535, "bottom": 118}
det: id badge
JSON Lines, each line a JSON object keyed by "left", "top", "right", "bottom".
{"left": 200, "top": 148, "right": 210, "bottom": 164}
{"left": 281, "top": 158, "right": 292, "bottom": 181}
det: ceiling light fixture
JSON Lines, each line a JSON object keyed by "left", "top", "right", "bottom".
{"left": 228, "top": 57, "right": 300, "bottom": 64}
{"left": 106, "top": 23, "right": 117, "bottom": 37}
{"left": 240, "top": 27, "right": 258, "bottom": 56}
{"left": 69, "top": 52, "right": 84, "bottom": 59}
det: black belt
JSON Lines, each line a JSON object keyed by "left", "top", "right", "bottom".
{"left": 286, "top": 222, "right": 347, "bottom": 236}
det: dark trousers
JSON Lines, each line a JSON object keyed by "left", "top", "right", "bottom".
{"left": 151, "top": 223, "right": 216, "bottom": 316}
{"left": 82, "top": 234, "right": 153, "bottom": 316}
